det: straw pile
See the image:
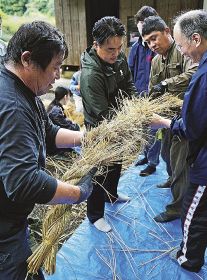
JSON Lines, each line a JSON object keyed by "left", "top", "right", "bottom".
{"left": 64, "top": 101, "right": 84, "bottom": 127}
{"left": 27, "top": 94, "right": 182, "bottom": 275}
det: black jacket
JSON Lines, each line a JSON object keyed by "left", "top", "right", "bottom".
{"left": 48, "top": 102, "right": 80, "bottom": 131}
{"left": 0, "top": 67, "right": 58, "bottom": 265}
{"left": 47, "top": 102, "right": 80, "bottom": 155}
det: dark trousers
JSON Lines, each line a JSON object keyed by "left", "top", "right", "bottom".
{"left": 177, "top": 183, "right": 207, "bottom": 272}
{"left": 161, "top": 128, "right": 172, "bottom": 177}
{"left": 87, "top": 163, "right": 122, "bottom": 223}
{"left": 0, "top": 261, "right": 45, "bottom": 280}
{"left": 165, "top": 136, "right": 189, "bottom": 215}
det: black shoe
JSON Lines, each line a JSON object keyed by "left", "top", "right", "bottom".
{"left": 169, "top": 248, "right": 201, "bottom": 273}
{"left": 180, "top": 261, "right": 201, "bottom": 273}
{"left": 139, "top": 165, "right": 156, "bottom": 176}
{"left": 135, "top": 157, "right": 148, "bottom": 166}
{"left": 157, "top": 177, "right": 172, "bottom": 188}
{"left": 154, "top": 211, "right": 180, "bottom": 223}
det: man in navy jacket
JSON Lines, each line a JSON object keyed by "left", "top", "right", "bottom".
{"left": 151, "top": 10, "right": 207, "bottom": 273}
{"left": 128, "top": 6, "right": 157, "bottom": 95}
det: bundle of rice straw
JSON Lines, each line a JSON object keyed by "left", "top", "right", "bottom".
{"left": 27, "top": 94, "right": 181, "bottom": 275}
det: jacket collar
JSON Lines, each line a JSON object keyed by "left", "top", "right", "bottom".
{"left": 198, "top": 50, "right": 207, "bottom": 68}
{"left": 2, "top": 66, "right": 36, "bottom": 100}
{"left": 138, "top": 36, "right": 148, "bottom": 47}
{"left": 161, "top": 40, "right": 175, "bottom": 61}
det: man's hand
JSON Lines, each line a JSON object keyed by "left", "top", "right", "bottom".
{"left": 150, "top": 113, "right": 171, "bottom": 129}
{"left": 75, "top": 167, "right": 98, "bottom": 204}
{"left": 151, "top": 81, "right": 167, "bottom": 98}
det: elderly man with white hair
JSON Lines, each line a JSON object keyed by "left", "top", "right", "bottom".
{"left": 151, "top": 9, "right": 207, "bottom": 273}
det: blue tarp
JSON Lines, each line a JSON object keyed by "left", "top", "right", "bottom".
{"left": 45, "top": 160, "right": 207, "bottom": 280}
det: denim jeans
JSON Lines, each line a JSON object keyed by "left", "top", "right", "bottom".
{"left": 144, "top": 129, "right": 161, "bottom": 167}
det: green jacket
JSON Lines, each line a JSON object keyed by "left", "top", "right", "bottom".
{"left": 80, "top": 46, "right": 137, "bottom": 126}
{"left": 149, "top": 41, "right": 198, "bottom": 99}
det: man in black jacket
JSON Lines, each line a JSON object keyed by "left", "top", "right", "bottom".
{"left": 81, "top": 16, "right": 138, "bottom": 232}
{"left": 0, "top": 21, "right": 96, "bottom": 280}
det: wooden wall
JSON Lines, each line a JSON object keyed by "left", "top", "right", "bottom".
{"left": 54, "top": 0, "right": 87, "bottom": 66}
{"left": 55, "top": 0, "right": 203, "bottom": 67}
{"left": 120, "top": 0, "right": 203, "bottom": 28}
{"left": 120, "top": 0, "right": 203, "bottom": 56}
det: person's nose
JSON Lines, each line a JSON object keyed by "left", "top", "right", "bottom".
{"left": 115, "top": 50, "right": 119, "bottom": 57}
{"left": 114, "top": 48, "right": 121, "bottom": 57}
{"left": 149, "top": 41, "right": 156, "bottom": 50}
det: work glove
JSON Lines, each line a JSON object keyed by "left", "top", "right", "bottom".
{"left": 155, "top": 128, "right": 163, "bottom": 140}
{"left": 151, "top": 82, "right": 167, "bottom": 98}
{"left": 75, "top": 167, "right": 98, "bottom": 204}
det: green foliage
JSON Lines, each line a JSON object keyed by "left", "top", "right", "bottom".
{"left": 47, "top": 0, "right": 55, "bottom": 17}
{"left": 0, "top": 1, "right": 55, "bottom": 42}
{"left": 27, "top": 0, "right": 48, "bottom": 13}
{"left": 2, "top": 14, "right": 30, "bottom": 41}
{"left": 0, "top": 0, "right": 28, "bottom": 16}
{"left": 0, "top": 0, "right": 54, "bottom": 17}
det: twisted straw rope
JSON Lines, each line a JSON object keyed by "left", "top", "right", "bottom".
{"left": 27, "top": 94, "right": 181, "bottom": 274}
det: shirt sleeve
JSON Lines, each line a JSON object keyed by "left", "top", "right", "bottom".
{"left": 170, "top": 115, "right": 187, "bottom": 138}
{"left": 128, "top": 44, "right": 136, "bottom": 77}
{"left": 0, "top": 105, "right": 57, "bottom": 204}
{"left": 49, "top": 106, "right": 79, "bottom": 130}
{"left": 171, "top": 71, "right": 207, "bottom": 143}
{"left": 148, "top": 56, "right": 157, "bottom": 92}
{"left": 122, "top": 55, "right": 138, "bottom": 97}
{"left": 182, "top": 72, "right": 207, "bottom": 141}
{"left": 165, "top": 57, "right": 198, "bottom": 98}
{"left": 81, "top": 70, "right": 109, "bottom": 120}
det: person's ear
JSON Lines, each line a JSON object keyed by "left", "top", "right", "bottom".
{"left": 165, "top": 27, "right": 171, "bottom": 36}
{"left": 192, "top": 33, "right": 201, "bottom": 47}
{"left": 63, "top": 94, "right": 69, "bottom": 104}
{"left": 21, "top": 51, "right": 31, "bottom": 68}
{"left": 93, "top": 41, "right": 98, "bottom": 49}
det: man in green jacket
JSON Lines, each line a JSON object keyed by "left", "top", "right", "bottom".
{"left": 141, "top": 16, "right": 198, "bottom": 222}
{"left": 80, "top": 16, "right": 137, "bottom": 232}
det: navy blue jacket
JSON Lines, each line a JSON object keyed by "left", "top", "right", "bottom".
{"left": 0, "top": 67, "right": 58, "bottom": 266}
{"left": 47, "top": 102, "right": 80, "bottom": 155}
{"left": 48, "top": 103, "right": 80, "bottom": 131}
{"left": 128, "top": 37, "right": 155, "bottom": 94}
{"left": 171, "top": 51, "right": 207, "bottom": 185}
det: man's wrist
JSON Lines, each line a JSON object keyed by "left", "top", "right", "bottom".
{"left": 162, "top": 118, "right": 171, "bottom": 128}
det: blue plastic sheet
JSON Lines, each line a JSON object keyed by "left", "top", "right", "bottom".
{"left": 45, "top": 160, "right": 207, "bottom": 280}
